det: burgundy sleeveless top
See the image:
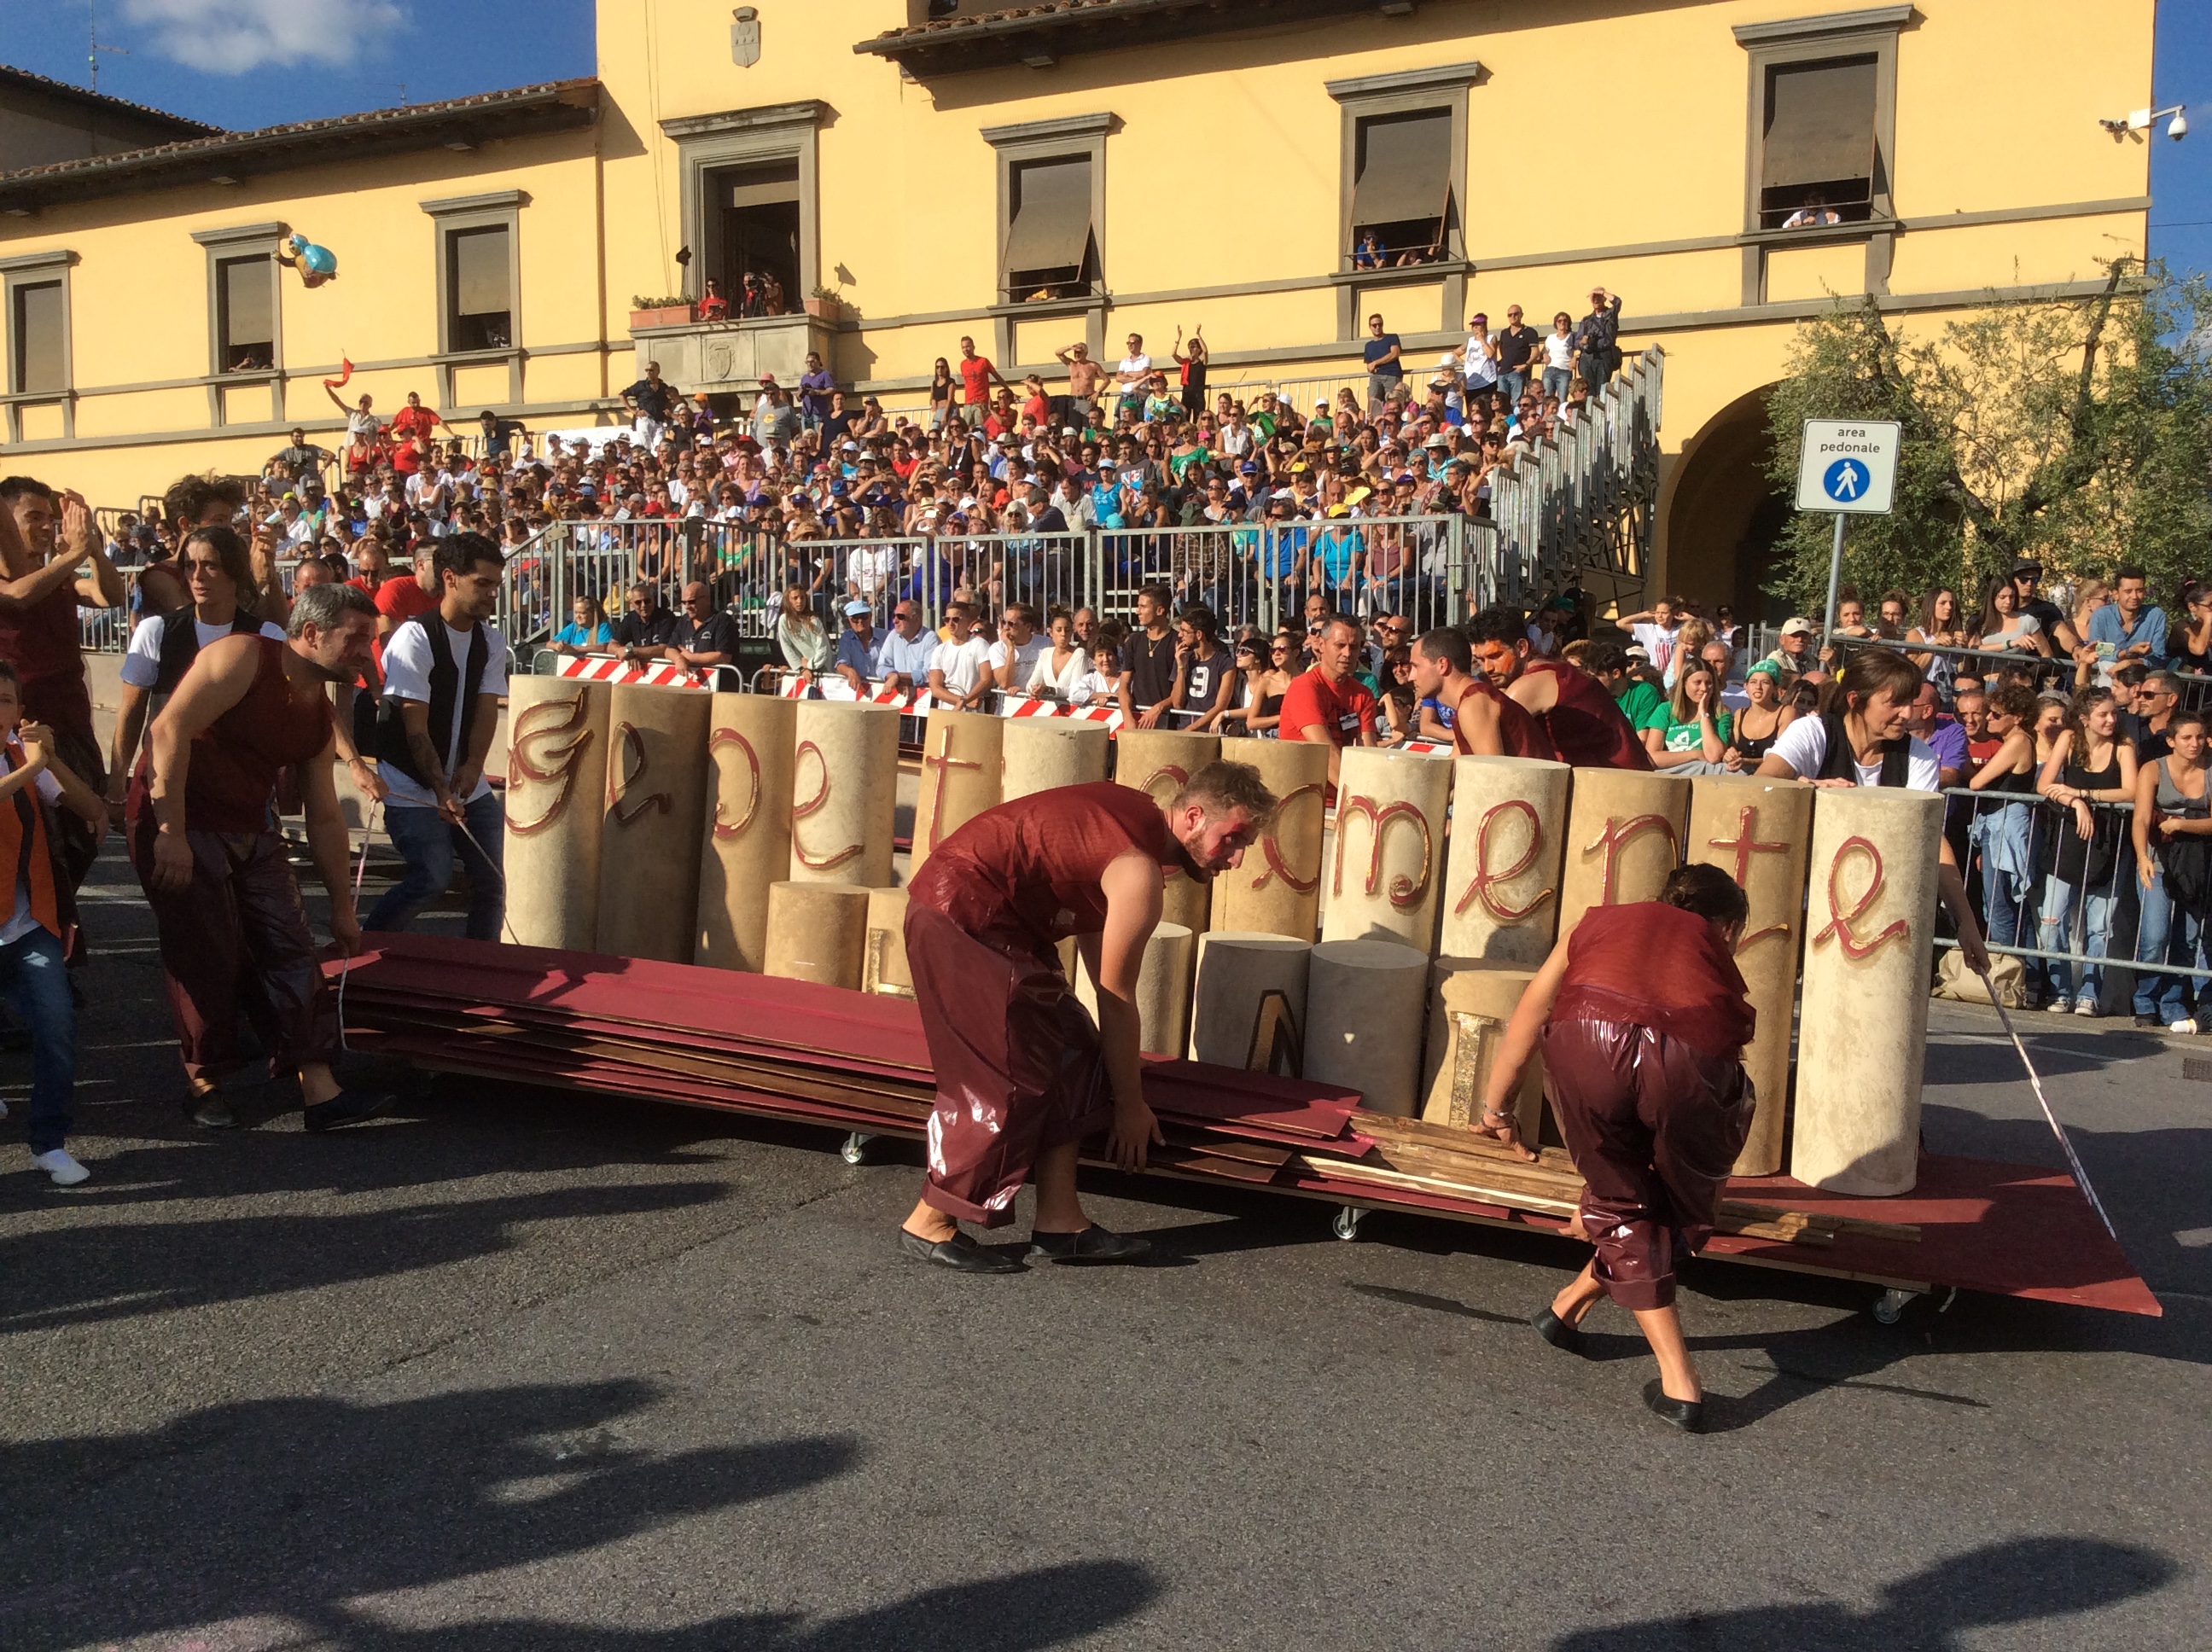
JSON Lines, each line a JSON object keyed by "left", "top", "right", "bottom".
{"left": 1458, "top": 677, "right": 1558, "bottom": 761}
{"left": 910, "top": 781, "right": 1203, "bottom": 956}
{"left": 0, "top": 580, "right": 92, "bottom": 739}
{"left": 175, "top": 637, "right": 333, "bottom": 832}
{"left": 1554, "top": 901, "right": 1754, "bottom": 1056}
{"left": 1523, "top": 658, "right": 1650, "bottom": 771}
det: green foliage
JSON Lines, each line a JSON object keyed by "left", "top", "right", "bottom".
{"left": 1763, "top": 261, "right": 2212, "bottom": 617}
{"left": 630, "top": 294, "right": 690, "bottom": 311}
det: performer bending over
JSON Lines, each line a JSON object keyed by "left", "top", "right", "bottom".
{"left": 1477, "top": 864, "right": 1755, "bottom": 1433}
{"left": 900, "top": 765, "right": 1279, "bottom": 1272}
{"left": 131, "top": 582, "right": 392, "bottom": 1131}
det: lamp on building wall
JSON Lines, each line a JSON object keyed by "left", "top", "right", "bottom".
{"left": 2098, "top": 104, "right": 2187, "bottom": 141}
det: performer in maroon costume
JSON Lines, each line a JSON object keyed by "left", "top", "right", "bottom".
{"left": 899, "top": 764, "right": 1278, "bottom": 1272}
{"left": 1465, "top": 604, "right": 1650, "bottom": 770}
{"left": 1407, "top": 627, "right": 1557, "bottom": 759}
{"left": 1478, "top": 864, "right": 1755, "bottom": 1433}
{"left": 130, "top": 581, "right": 392, "bottom": 1131}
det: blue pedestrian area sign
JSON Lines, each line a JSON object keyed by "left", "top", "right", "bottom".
{"left": 1796, "top": 419, "right": 1901, "bottom": 514}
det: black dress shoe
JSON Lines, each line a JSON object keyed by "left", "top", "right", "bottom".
{"left": 1027, "top": 1224, "right": 1155, "bottom": 1265}
{"left": 1642, "top": 1378, "right": 1705, "bottom": 1434}
{"left": 303, "top": 1089, "right": 393, "bottom": 1132}
{"left": 1534, "top": 1307, "right": 1590, "bottom": 1357}
{"left": 184, "top": 1090, "right": 238, "bottom": 1130}
{"left": 898, "top": 1228, "right": 1027, "bottom": 1274}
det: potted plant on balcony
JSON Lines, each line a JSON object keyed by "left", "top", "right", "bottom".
{"left": 803, "top": 284, "right": 846, "bottom": 323}
{"left": 629, "top": 294, "right": 695, "bottom": 329}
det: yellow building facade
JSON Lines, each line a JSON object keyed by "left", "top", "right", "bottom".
{"left": 0, "top": 0, "right": 2156, "bottom": 609}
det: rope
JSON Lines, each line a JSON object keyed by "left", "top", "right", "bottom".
{"left": 335, "top": 799, "right": 380, "bottom": 1053}
{"left": 1974, "top": 963, "right": 2120, "bottom": 1242}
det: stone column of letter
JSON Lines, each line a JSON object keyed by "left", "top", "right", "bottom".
{"left": 864, "top": 887, "right": 914, "bottom": 998}
{"left": 694, "top": 691, "right": 795, "bottom": 973}
{"left": 762, "top": 881, "right": 870, "bottom": 990}
{"left": 1437, "top": 755, "right": 1571, "bottom": 965}
{"left": 1076, "top": 920, "right": 1196, "bottom": 1058}
{"left": 1115, "top": 727, "right": 1220, "bottom": 934}
{"left": 1420, "top": 961, "right": 1545, "bottom": 1146}
{"left": 789, "top": 701, "right": 899, "bottom": 887}
{"left": 1210, "top": 737, "right": 1330, "bottom": 942}
{"left": 1791, "top": 786, "right": 1943, "bottom": 1196}
{"left": 1001, "top": 718, "right": 1109, "bottom": 800}
{"left": 1304, "top": 938, "right": 1430, "bottom": 1114}
{"left": 1187, "top": 930, "right": 1313, "bottom": 1068}
{"left": 597, "top": 683, "right": 711, "bottom": 964}
{"left": 1686, "top": 775, "right": 1813, "bottom": 1177}
{"left": 911, "top": 707, "right": 1004, "bottom": 874}
{"left": 504, "top": 676, "right": 610, "bottom": 951}
{"left": 1319, "top": 747, "right": 1453, "bottom": 952}
{"left": 1555, "top": 769, "right": 1691, "bottom": 937}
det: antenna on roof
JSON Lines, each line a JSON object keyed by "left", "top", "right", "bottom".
{"left": 88, "top": 2, "right": 128, "bottom": 95}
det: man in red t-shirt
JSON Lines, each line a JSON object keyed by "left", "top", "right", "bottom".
{"left": 1278, "top": 615, "right": 1378, "bottom": 794}
{"left": 372, "top": 541, "right": 439, "bottom": 668}
{"left": 956, "top": 334, "right": 1007, "bottom": 409}
{"left": 387, "top": 391, "right": 447, "bottom": 447}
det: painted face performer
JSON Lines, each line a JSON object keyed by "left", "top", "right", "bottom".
{"left": 899, "top": 763, "right": 1278, "bottom": 1272}
{"left": 1476, "top": 864, "right": 1756, "bottom": 1434}
{"left": 129, "top": 581, "right": 393, "bottom": 1132}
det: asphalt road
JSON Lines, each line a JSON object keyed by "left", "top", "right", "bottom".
{"left": 2, "top": 853, "right": 2208, "bottom": 1651}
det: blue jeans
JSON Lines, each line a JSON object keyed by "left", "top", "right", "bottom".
{"left": 1500, "top": 368, "right": 1529, "bottom": 405}
{"left": 366, "top": 793, "right": 506, "bottom": 941}
{"left": 1980, "top": 860, "right": 2035, "bottom": 953}
{"left": 1541, "top": 366, "right": 1573, "bottom": 402}
{"left": 2133, "top": 868, "right": 2208, "bottom": 1019}
{"left": 0, "top": 928, "right": 76, "bottom": 1154}
{"left": 2039, "top": 875, "right": 2116, "bottom": 1003}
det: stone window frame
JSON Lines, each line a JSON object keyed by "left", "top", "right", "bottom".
{"left": 1734, "top": 5, "right": 1911, "bottom": 305}
{"left": 0, "top": 248, "right": 75, "bottom": 444}
{"left": 663, "top": 100, "right": 829, "bottom": 320}
{"left": 421, "top": 189, "right": 528, "bottom": 408}
{"left": 1324, "top": 61, "right": 1482, "bottom": 340}
{"left": 981, "top": 112, "right": 1115, "bottom": 367}
{"left": 190, "top": 219, "right": 288, "bottom": 428}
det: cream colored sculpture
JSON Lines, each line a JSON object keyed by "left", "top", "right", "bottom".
{"left": 1002, "top": 718, "right": 1109, "bottom": 800}
{"left": 864, "top": 887, "right": 915, "bottom": 998}
{"left": 762, "top": 881, "right": 870, "bottom": 989}
{"left": 1076, "top": 919, "right": 1196, "bottom": 1057}
{"left": 1685, "top": 775, "right": 1813, "bottom": 1176}
{"left": 1437, "top": 755, "right": 1571, "bottom": 965}
{"left": 597, "top": 683, "right": 711, "bottom": 964}
{"left": 1188, "top": 930, "right": 1313, "bottom": 1069}
{"left": 695, "top": 691, "right": 796, "bottom": 973}
{"left": 1115, "top": 727, "right": 1220, "bottom": 934}
{"left": 911, "top": 707, "right": 1004, "bottom": 872}
{"left": 1420, "top": 960, "right": 1545, "bottom": 1145}
{"left": 789, "top": 700, "right": 899, "bottom": 887}
{"left": 1211, "top": 738, "right": 1330, "bottom": 942}
{"left": 1304, "top": 938, "right": 1430, "bottom": 1114}
{"left": 1320, "top": 747, "right": 1452, "bottom": 951}
{"left": 1555, "top": 769, "right": 1691, "bottom": 937}
{"left": 504, "top": 675, "right": 609, "bottom": 951}
{"left": 1792, "top": 786, "right": 1943, "bottom": 1196}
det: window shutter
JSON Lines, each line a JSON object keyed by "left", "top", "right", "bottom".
{"left": 451, "top": 225, "right": 511, "bottom": 318}
{"left": 1002, "top": 155, "right": 1093, "bottom": 276}
{"left": 220, "top": 255, "right": 272, "bottom": 350}
{"left": 1762, "top": 57, "right": 1877, "bottom": 190}
{"left": 12, "top": 281, "right": 63, "bottom": 394}
{"left": 1351, "top": 109, "right": 1453, "bottom": 229}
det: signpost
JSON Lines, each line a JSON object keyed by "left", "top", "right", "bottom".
{"left": 1796, "top": 419, "right": 1901, "bottom": 649}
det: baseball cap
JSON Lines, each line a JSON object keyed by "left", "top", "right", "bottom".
{"left": 1746, "top": 659, "right": 1785, "bottom": 681}
{"left": 843, "top": 599, "right": 872, "bottom": 617}
{"left": 1625, "top": 644, "right": 1651, "bottom": 662}
{"left": 1780, "top": 616, "right": 1816, "bottom": 637}
{"left": 1239, "top": 461, "right": 1258, "bottom": 474}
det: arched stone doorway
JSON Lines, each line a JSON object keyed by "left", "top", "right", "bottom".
{"left": 1661, "top": 384, "right": 1794, "bottom": 623}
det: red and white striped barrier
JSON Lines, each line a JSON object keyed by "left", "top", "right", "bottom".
{"left": 556, "top": 654, "right": 713, "bottom": 689}
{"left": 997, "top": 695, "right": 1125, "bottom": 734}
{"left": 771, "top": 672, "right": 918, "bottom": 711}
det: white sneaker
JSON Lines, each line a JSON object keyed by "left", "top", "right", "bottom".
{"left": 2075, "top": 998, "right": 2099, "bottom": 1016}
{"left": 2046, "top": 998, "right": 2072, "bottom": 1014}
{"left": 2168, "top": 1018, "right": 2198, "bottom": 1036}
{"left": 30, "top": 1148, "right": 88, "bottom": 1187}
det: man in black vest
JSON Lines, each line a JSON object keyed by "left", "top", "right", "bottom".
{"left": 105, "top": 526, "right": 285, "bottom": 810}
{"left": 364, "top": 532, "right": 508, "bottom": 940}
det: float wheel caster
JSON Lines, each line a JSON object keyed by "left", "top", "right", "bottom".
{"left": 840, "top": 1131, "right": 872, "bottom": 1166}
{"left": 1870, "top": 1286, "right": 1923, "bottom": 1325}
{"left": 1333, "top": 1205, "right": 1366, "bottom": 1242}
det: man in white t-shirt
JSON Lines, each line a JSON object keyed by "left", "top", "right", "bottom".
{"left": 1618, "top": 596, "right": 1684, "bottom": 676}
{"left": 1755, "top": 649, "right": 1987, "bottom": 971}
{"left": 1115, "top": 334, "right": 1152, "bottom": 417}
{"left": 363, "top": 532, "right": 509, "bottom": 942}
{"left": 927, "top": 601, "right": 992, "bottom": 710}
{"left": 984, "top": 602, "right": 1047, "bottom": 695}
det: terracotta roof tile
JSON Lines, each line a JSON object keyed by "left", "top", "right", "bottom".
{"left": 0, "top": 62, "right": 221, "bottom": 137}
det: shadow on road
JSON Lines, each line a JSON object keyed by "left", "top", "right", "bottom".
{"left": 1551, "top": 1536, "right": 2175, "bottom": 1649}
{"left": 0, "top": 1379, "right": 861, "bottom": 1651}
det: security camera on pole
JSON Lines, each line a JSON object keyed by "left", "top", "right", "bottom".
{"left": 1796, "top": 418, "right": 1901, "bottom": 658}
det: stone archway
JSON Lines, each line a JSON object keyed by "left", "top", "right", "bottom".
{"left": 1661, "top": 383, "right": 1793, "bottom": 621}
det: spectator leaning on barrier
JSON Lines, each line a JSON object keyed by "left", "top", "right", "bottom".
{"left": 2087, "top": 564, "right": 2167, "bottom": 670}
{"left": 876, "top": 600, "right": 937, "bottom": 698}
{"left": 928, "top": 600, "right": 992, "bottom": 710}
{"left": 551, "top": 595, "right": 613, "bottom": 656}
{"left": 1278, "top": 614, "right": 1378, "bottom": 795}
{"left": 2131, "top": 707, "right": 2212, "bottom": 1032}
{"left": 836, "top": 599, "right": 884, "bottom": 695}
{"left": 612, "top": 581, "right": 678, "bottom": 655}
{"left": 1119, "top": 585, "right": 1179, "bottom": 728}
